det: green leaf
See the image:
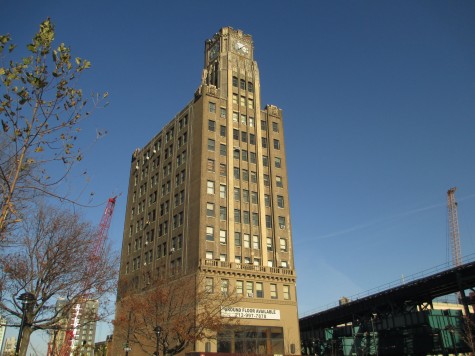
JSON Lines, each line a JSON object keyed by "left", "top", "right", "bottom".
{"left": 34, "top": 146, "right": 44, "bottom": 153}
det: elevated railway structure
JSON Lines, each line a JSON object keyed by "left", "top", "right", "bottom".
{"left": 300, "top": 259, "right": 475, "bottom": 355}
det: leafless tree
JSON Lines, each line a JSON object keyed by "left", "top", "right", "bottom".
{"left": 113, "top": 274, "right": 241, "bottom": 356}
{"left": 0, "top": 203, "right": 118, "bottom": 356}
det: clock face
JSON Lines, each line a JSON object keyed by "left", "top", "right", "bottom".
{"left": 234, "top": 40, "right": 249, "bottom": 56}
{"left": 209, "top": 43, "right": 220, "bottom": 61}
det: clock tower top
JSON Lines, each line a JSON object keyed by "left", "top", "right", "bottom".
{"left": 204, "top": 27, "right": 254, "bottom": 67}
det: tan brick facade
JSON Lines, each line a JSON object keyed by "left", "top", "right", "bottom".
{"left": 113, "top": 27, "right": 300, "bottom": 356}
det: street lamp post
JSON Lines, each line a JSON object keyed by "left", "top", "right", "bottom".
{"left": 15, "top": 292, "right": 36, "bottom": 355}
{"left": 154, "top": 326, "right": 161, "bottom": 356}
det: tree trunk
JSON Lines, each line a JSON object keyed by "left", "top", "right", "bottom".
{"left": 18, "top": 325, "right": 33, "bottom": 356}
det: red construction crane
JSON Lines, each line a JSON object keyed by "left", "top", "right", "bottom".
{"left": 447, "top": 187, "right": 462, "bottom": 267}
{"left": 52, "top": 197, "right": 117, "bottom": 356}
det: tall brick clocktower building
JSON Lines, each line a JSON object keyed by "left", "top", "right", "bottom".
{"left": 114, "top": 27, "right": 300, "bottom": 355}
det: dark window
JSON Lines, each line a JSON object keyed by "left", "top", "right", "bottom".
{"left": 208, "top": 120, "right": 215, "bottom": 132}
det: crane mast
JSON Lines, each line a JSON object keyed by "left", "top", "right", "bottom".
{"left": 447, "top": 187, "right": 462, "bottom": 267}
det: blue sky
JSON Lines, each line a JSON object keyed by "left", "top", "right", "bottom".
{"left": 2, "top": 0, "right": 475, "bottom": 350}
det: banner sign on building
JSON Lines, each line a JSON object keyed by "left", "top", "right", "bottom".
{"left": 221, "top": 307, "right": 281, "bottom": 320}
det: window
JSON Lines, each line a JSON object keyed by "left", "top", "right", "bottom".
{"left": 275, "top": 157, "right": 281, "bottom": 168}
{"left": 208, "top": 139, "right": 215, "bottom": 151}
{"left": 233, "top": 167, "right": 240, "bottom": 179}
{"left": 250, "top": 152, "right": 256, "bottom": 164}
{"left": 221, "top": 279, "right": 229, "bottom": 295}
{"left": 206, "top": 251, "right": 213, "bottom": 260}
{"left": 261, "top": 120, "right": 267, "bottom": 130}
{"left": 243, "top": 233, "right": 250, "bottom": 248}
{"left": 272, "top": 122, "right": 279, "bottom": 132}
{"left": 262, "top": 137, "right": 267, "bottom": 148}
{"left": 256, "top": 282, "right": 263, "bottom": 298}
{"left": 240, "top": 79, "right": 246, "bottom": 90}
{"left": 234, "top": 187, "right": 240, "bottom": 201}
{"left": 278, "top": 216, "right": 285, "bottom": 228}
{"left": 207, "top": 180, "right": 215, "bottom": 194}
{"left": 233, "top": 149, "right": 240, "bottom": 159}
{"left": 242, "top": 189, "right": 249, "bottom": 202}
{"left": 209, "top": 102, "right": 216, "bottom": 113}
{"left": 263, "top": 174, "right": 270, "bottom": 186}
{"left": 220, "top": 144, "right": 226, "bottom": 156}
{"left": 280, "top": 238, "right": 287, "bottom": 251}
{"left": 243, "top": 211, "right": 250, "bottom": 224}
{"left": 233, "top": 129, "right": 239, "bottom": 140}
{"left": 220, "top": 125, "right": 226, "bottom": 137}
{"left": 277, "top": 195, "right": 284, "bottom": 208}
{"left": 232, "top": 76, "right": 238, "bottom": 87}
{"left": 232, "top": 94, "right": 238, "bottom": 105}
{"left": 235, "top": 256, "right": 242, "bottom": 264}
{"left": 248, "top": 82, "right": 254, "bottom": 92}
{"left": 219, "top": 185, "right": 226, "bottom": 199}
{"left": 205, "top": 277, "right": 214, "bottom": 292}
{"left": 270, "top": 284, "right": 278, "bottom": 299}
{"left": 246, "top": 281, "right": 253, "bottom": 297}
{"left": 249, "top": 117, "right": 254, "bottom": 127}
{"left": 242, "top": 169, "right": 249, "bottom": 181}
{"left": 274, "top": 139, "right": 280, "bottom": 150}
{"left": 267, "top": 237, "right": 273, "bottom": 251}
{"left": 234, "top": 209, "right": 241, "bottom": 223}
{"left": 206, "top": 203, "right": 215, "bottom": 217}
{"left": 276, "top": 176, "right": 283, "bottom": 187}
{"left": 234, "top": 232, "right": 241, "bottom": 246}
{"left": 263, "top": 155, "right": 268, "bottom": 167}
{"left": 220, "top": 253, "right": 227, "bottom": 262}
{"left": 207, "top": 159, "right": 215, "bottom": 172}
{"left": 236, "top": 280, "right": 243, "bottom": 295}
{"left": 232, "top": 111, "right": 238, "bottom": 122}
{"left": 250, "top": 171, "right": 257, "bottom": 183}
{"left": 240, "top": 96, "right": 246, "bottom": 107}
{"left": 241, "top": 131, "right": 247, "bottom": 142}
{"left": 264, "top": 194, "right": 270, "bottom": 207}
{"left": 220, "top": 107, "right": 227, "bottom": 118}
{"left": 252, "top": 212, "right": 259, "bottom": 226}
{"left": 252, "top": 235, "right": 260, "bottom": 249}
{"left": 248, "top": 98, "right": 253, "bottom": 109}
{"left": 240, "top": 114, "right": 247, "bottom": 125}
{"left": 206, "top": 226, "right": 214, "bottom": 241}
{"left": 251, "top": 191, "right": 258, "bottom": 204}
{"left": 220, "top": 206, "right": 227, "bottom": 220}
{"left": 281, "top": 260, "right": 288, "bottom": 268}
{"left": 219, "top": 163, "right": 226, "bottom": 176}
{"left": 254, "top": 258, "right": 260, "bottom": 266}
{"left": 265, "top": 215, "right": 272, "bottom": 228}
{"left": 283, "top": 285, "right": 290, "bottom": 300}
{"left": 267, "top": 260, "right": 273, "bottom": 267}
{"left": 249, "top": 134, "right": 255, "bottom": 145}
{"left": 220, "top": 230, "right": 227, "bottom": 244}
{"left": 208, "top": 120, "right": 215, "bottom": 132}
{"left": 241, "top": 150, "right": 248, "bottom": 161}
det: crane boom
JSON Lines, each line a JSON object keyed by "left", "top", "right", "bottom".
{"left": 55, "top": 197, "right": 117, "bottom": 356}
{"left": 447, "top": 187, "right": 462, "bottom": 267}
